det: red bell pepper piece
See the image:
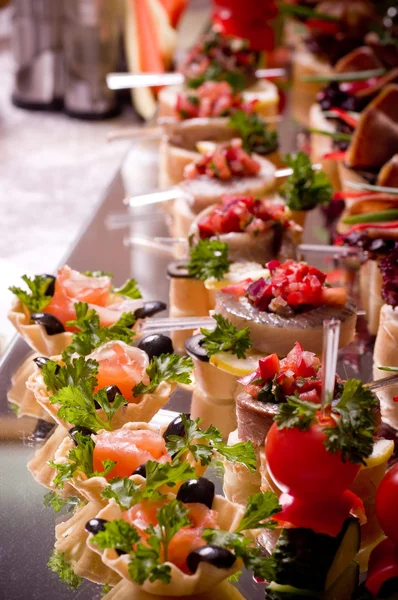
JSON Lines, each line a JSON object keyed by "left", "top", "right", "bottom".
{"left": 330, "top": 107, "right": 358, "bottom": 129}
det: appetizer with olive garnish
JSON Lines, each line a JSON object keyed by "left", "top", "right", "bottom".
{"left": 85, "top": 463, "right": 281, "bottom": 595}
{"left": 8, "top": 266, "right": 166, "bottom": 356}
{"left": 216, "top": 259, "right": 357, "bottom": 356}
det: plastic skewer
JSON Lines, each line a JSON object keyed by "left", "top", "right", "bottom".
{"left": 138, "top": 315, "right": 215, "bottom": 334}
{"left": 365, "top": 373, "right": 398, "bottom": 392}
{"left": 344, "top": 181, "right": 398, "bottom": 195}
{"left": 106, "top": 68, "right": 286, "bottom": 90}
{"left": 320, "top": 319, "right": 341, "bottom": 416}
{"left": 124, "top": 165, "right": 322, "bottom": 208}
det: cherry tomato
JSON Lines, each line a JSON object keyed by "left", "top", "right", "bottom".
{"left": 93, "top": 428, "right": 170, "bottom": 480}
{"left": 366, "top": 538, "right": 398, "bottom": 597}
{"left": 265, "top": 417, "right": 360, "bottom": 499}
{"left": 376, "top": 464, "right": 398, "bottom": 544}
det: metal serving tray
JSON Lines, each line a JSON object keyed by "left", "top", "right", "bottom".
{"left": 0, "top": 120, "right": 376, "bottom": 600}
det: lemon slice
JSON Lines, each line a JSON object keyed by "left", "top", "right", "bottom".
{"left": 361, "top": 439, "right": 394, "bottom": 470}
{"left": 205, "top": 262, "right": 269, "bottom": 291}
{"left": 196, "top": 141, "right": 217, "bottom": 155}
{"left": 209, "top": 351, "right": 264, "bottom": 376}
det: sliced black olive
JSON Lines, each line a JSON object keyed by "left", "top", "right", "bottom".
{"left": 85, "top": 518, "right": 108, "bottom": 535}
{"left": 138, "top": 334, "right": 174, "bottom": 359}
{"left": 187, "top": 545, "right": 236, "bottom": 574}
{"left": 105, "top": 385, "right": 122, "bottom": 403}
{"left": 69, "top": 426, "right": 95, "bottom": 444}
{"left": 30, "top": 313, "right": 65, "bottom": 336}
{"left": 167, "top": 261, "right": 191, "bottom": 279}
{"left": 32, "top": 419, "right": 56, "bottom": 441}
{"left": 176, "top": 477, "right": 215, "bottom": 509}
{"left": 132, "top": 464, "right": 147, "bottom": 478}
{"left": 185, "top": 334, "right": 209, "bottom": 362}
{"left": 134, "top": 301, "right": 167, "bottom": 319}
{"left": 33, "top": 356, "right": 60, "bottom": 373}
{"left": 116, "top": 549, "right": 127, "bottom": 556}
{"left": 163, "top": 413, "right": 190, "bottom": 441}
{"left": 39, "top": 274, "right": 56, "bottom": 297}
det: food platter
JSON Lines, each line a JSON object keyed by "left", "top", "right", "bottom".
{"left": 2, "top": 5, "right": 398, "bottom": 598}
{"left": 0, "top": 113, "right": 379, "bottom": 600}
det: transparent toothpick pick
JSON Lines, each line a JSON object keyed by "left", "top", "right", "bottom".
{"left": 321, "top": 319, "right": 341, "bottom": 416}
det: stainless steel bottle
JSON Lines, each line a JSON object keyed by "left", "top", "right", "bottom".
{"left": 62, "top": 0, "right": 123, "bottom": 119}
{"left": 11, "top": 0, "right": 64, "bottom": 109}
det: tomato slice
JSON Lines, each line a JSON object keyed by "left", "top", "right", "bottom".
{"left": 88, "top": 341, "right": 150, "bottom": 402}
{"left": 93, "top": 428, "right": 170, "bottom": 480}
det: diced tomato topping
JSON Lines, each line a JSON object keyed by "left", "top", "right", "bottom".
{"left": 259, "top": 354, "right": 280, "bottom": 380}
{"left": 175, "top": 81, "right": 257, "bottom": 120}
{"left": 246, "top": 260, "right": 335, "bottom": 313}
{"left": 93, "top": 428, "right": 170, "bottom": 480}
{"left": 221, "top": 278, "right": 253, "bottom": 296}
{"left": 184, "top": 138, "right": 261, "bottom": 181}
{"left": 88, "top": 341, "right": 150, "bottom": 402}
{"left": 198, "top": 196, "right": 287, "bottom": 238}
{"left": 394, "top": 396, "right": 398, "bottom": 403}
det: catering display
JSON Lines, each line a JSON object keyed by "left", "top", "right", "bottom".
{"left": 4, "top": 2, "right": 398, "bottom": 599}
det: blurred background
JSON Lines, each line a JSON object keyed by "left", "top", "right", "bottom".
{"left": 0, "top": 0, "right": 209, "bottom": 352}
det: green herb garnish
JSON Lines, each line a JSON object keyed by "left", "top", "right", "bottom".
{"left": 282, "top": 151, "right": 333, "bottom": 211}
{"left": 343, "top": 209, "right": 398, "bottom": 225}
{"left": 200, "top": 314, "right": 252, "bottom": 359}
{"left": 62, "top": 302, "right": 136, "bottom": 361}
{"left": 132, "top": 354, "right": 193, "bottom": 397}
{"left": 308, "top": 128, "right": 352, "bottom": 142}
{"left": 92, "top": 519, "right": 140, "bottom": 555}
{"left": 228, "top": 110, "right": 278, "bottom": 155}
{"left": 83, "top": 270, "right": 113, "bottom": 278}
{"left": 47, "top": 550, "right": 82, "bottom": 590}
{"left": 113, "top": 278, "right": 142, "bottom": 300}
{"left": 275, "top": 379, "right": 378, "bottom": 465}
{"left": 42, "top": 356, "right": 99, "bottom": 393}
{"left": 166, "top": 414, "right": 256, "bottom": 471}
{"left": 49, "top": 432, "right": 116, "bottom": 488}
{"left": 43, "top": 491, "right": 82, "bottom": 514}
{"left": 187, "top": 239, "right": 230, "bottom": 281}
{"left": 9, "top": 275, "right": 53, "bottom": 313}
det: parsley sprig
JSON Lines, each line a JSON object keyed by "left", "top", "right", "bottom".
{"left": 275, "top": 379, "right": 377, "bottom": 465}
{"left": 43, "top": 491, "right": 82, "bottom": 514}
{"left": 42, "top": 356, "right": 98, "bottom": 393}
{"left": 62, "top": 302, "right": 136, "bottom": 361}
{"left": 281, "top": 152, "right": 333, "bottom": 211}
{"left": 200, "top": 314, "right": 252, "bottom": 359}
{"left": 49, "top": 432, "right": 116, "bottom": 489}
{"left": 9, "top": 275, "right": 53, "bottom": 313}
{"left": 102, "top": 461, "right": 197, "bottom": 509}
{"left": 132, "top": 354, "right": 193, "bottom": 396}
{"left": 187, "top": 240, "right": 230, "bottom": 281}
{"left": 47, "top": 550, "right": 82, "bottom": 590}
{"left": 228, "top": 111, "right": 278, "bottom": 155}
{"left": 166, "top": 415, "right": 256, "bottom": 472}
{"left": 113, "top": 278, "right": 142, "bottom": 300}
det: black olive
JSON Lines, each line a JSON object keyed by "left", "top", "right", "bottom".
{"left": 32, "top": 419, "right": 56, "bottom": 441}
{"left": 33, "top": 356, "right": 60, "bottom": 373}
{"left": 116, "top": 549, "right": 127, "bottom": 556}
{"left": 167, "top": 261, "right": 191, "bottom": 279}
{"left": 163, "top": 413, "right": 190, "bottom": 441}
{"left": 132, "top": 464, "right": 147, "bottom": 478}
{"left": 69, "top": 426, "right": 95, "bottom": 444}
{"left": 30, "top": 313, "right": 65, "bottom": 336}
{"left": 187, "top": 545, "right": 236, "bottom": 574}
{"left": 138, "top": 334, "right": 174, "bottom": 359}
{"left": 185, "top": 334, "right": 209, "bottom": 363}
{"left": 176, "top": 478, "right": 215, "bottom": 509}
{"left": 134, "top": 301, "right": 167, "bottom": 319}
{"left": 105, "top": 385, "right": 122, "bottom": 403}
{"left": 39, "top": 274, "right": 56, "bottom": 297}
{"left": 85, "top": 518, "right": 108, "bottom": 535}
